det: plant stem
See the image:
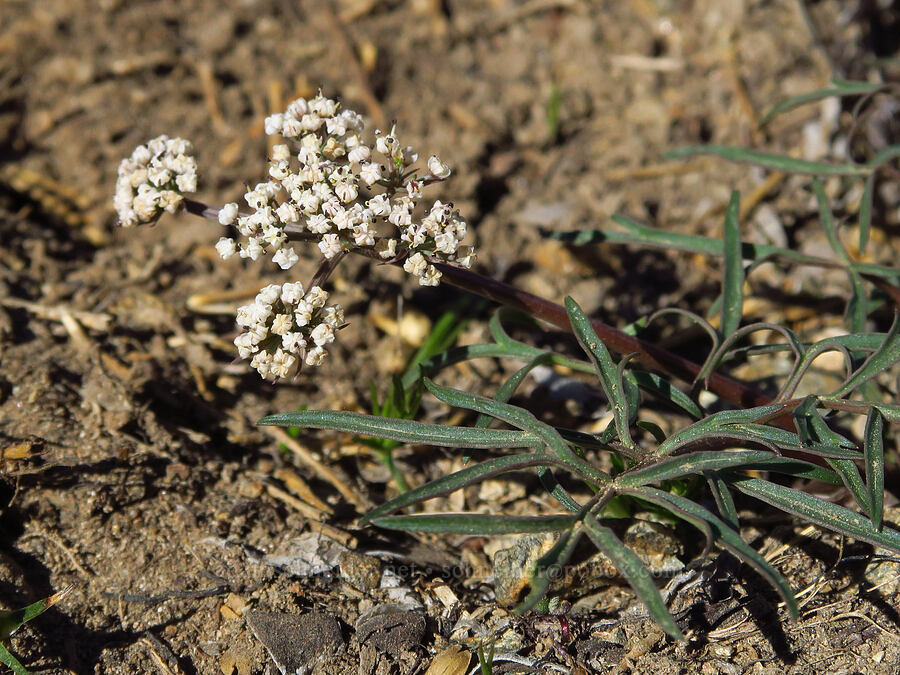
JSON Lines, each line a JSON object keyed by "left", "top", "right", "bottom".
{"left": 183, "top": 197, "right": 775, "bottom": 412}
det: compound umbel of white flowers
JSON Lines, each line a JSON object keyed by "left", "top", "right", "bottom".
{"left": 114, "top": 92, "right": 475, "bottom": 379}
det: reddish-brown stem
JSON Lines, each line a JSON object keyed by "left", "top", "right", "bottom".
{"left": 184, "top": 197, "right": 776, "bottom": 411}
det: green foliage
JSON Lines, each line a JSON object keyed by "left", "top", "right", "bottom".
{"left": 261, "top": 82, "right": 900, "bottom": 641}
{"left": 0, "top": 587, "right": 72, "bottom": 675}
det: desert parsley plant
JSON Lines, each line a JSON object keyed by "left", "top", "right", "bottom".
{"left": 116, "top": 83, "right": 900, "bottom": 641}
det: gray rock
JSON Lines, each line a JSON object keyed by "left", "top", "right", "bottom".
{"left": 245, "top": 610, "right": 344, "bottom": 675}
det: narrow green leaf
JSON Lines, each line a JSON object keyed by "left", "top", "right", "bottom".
{"left": 371, "top": 513, "right": 578, "bottom": 535}
{"left": 0, "top": 644, "right": 28, "bottom": 675}
{"left": 705, "top": 472, "right": 739, "bottom": 529}
{"left": 721, "top": 190, "right": 744, "bottom": 338}
{"left": 656, "top": 403, "right": 787, "bottom": 456}
{"left": 664, "top": 145, "right": 870, "bottom": 176}
{"left": 630, "top": 371, "right": 703, "bottom": 419}
{"left": 727, "top": 424, "right": 862, "bottom": 459}
{"left": 834, "top": 314, "right": 900, "bottom": 397}
{"left": 566, "top": 297, "right": 636, "bottom": 451}
{"left": 423, "top": 379, "right": 611, "bottom": 484}
{"left": 736, "top": 458, "right": 841, "bottom": 484}
{"left": 360, "top": 453, "right": 565, "bottom": 524}
{"left": 617, "top": 450, "right": 774, "bottom": 488}
{"left": 758, "top": 80, "right": 882, "bottom": 128}
{"left": 728, "top": 476, "right": 900, "bottom": 553}
{"left": 813, "top": 177, "right": 868, "bottom": 332}
{"left": 546, "top": 218, "right": 898, "bottom": 278}
{"left": 582, "top": 513, "right": 684, "bottom": 641}
{"left": 859, "top": 172, "right": 875, "bottom": 253}
{"left": 475, "top": 353, "right": 554, "bottom": 430}
{"left": 864, "top": 408, "right": 885, "bottom": 532}
{"left": 258, "top": 409, "right": 543, "bottom": 450}
{"left": 624, "top": 487, "right": 798, "bottom": 619}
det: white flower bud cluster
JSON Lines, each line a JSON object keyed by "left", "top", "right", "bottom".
{"left": 214, "top": 92, "right": 474, "bottom": 284}
{"left": 114, "top": 135, "right": 198, "bottom": 227}
{"left": 234, "top": 282, "right": 344, "bottom": 379}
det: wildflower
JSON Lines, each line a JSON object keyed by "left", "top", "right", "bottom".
{"left": 427, "top": 155, "right": 451, "bottom": 180}
{"left": 114, "top": 135, "right": 198, "bottom": 227}
{"left": 215, "top": 237, "right": 238, "bottom": 259}
{"left": 235, "top": 283, "right": 344, "bottom": 379}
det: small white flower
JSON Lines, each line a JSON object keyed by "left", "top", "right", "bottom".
{"left": 305, "top": 346, "right": 327, "bottom": 367}
{"left": 377, "top": 238, "right": 398, "bottom": 259}
{"left": 215, "top": 237, "right": 238, "bottom": 259}
{"left": 348, "top": 144, "right": 370, "bottom": 163}
{"left": 427, "top": 154, "right": 451, "bottom": 179}
{"left": 282, "top": 116, "right": 303, "bottom": 137}
{"left": 306, "top": 286, "right": 328, "bottom": 308}
{"left": 272, "top": 144, "right": 291, "bottom": 162}
{"left": 281, "top": 282, "right": 305, "bottom": 305}
{"left": 281, "top": 331, "right": 307, "bottom": 352}
{"left": 360, "top": 162, "right": 382, "bottom": 186}
{"left": 419, "top": 264, "right": 442, "bottom": 286}
{"left": 310, "top": 323, "right": 334, "bottom": 346}
{"left": 318, "top": 233, "right": 343, "bottom": 259}
{"left": 270, "top": 349, "right": 298, "bottom": 379}
{"left": 265, "top": 113, "right": 285, "bottom": 136}
{"left": 275, "top": 201, "right": 299, "bottom": 224}
{"left": 321, "top": 305, "right": 344, "bottom": 327}
{"left": 306, "top": 213, "right": 331, "bottom": 234}
{"left": 272, "top": 247, "right": 299, "bottom": 270}
{"left": 271, "top": 313, "right": 293, "bottom": 335}
{"left": 258, "top": 284, "right": 281, "bottom": 305}
{"left": 218, "top": 202, "right": 239, "bottom": 225}
{"left": 404, "top": 252, "right": 427, "bottom": 277}
{"left": 335, "top": 180, "right": 358, "bottom": 204}
{"left": 367, "top": 193, "right": 390, "bottom": 216}
{"left": 241, "top": 239, "right": 263, "bottom": 260}
{"left": 294, "top": 301, "right": 313, "bottom": 327}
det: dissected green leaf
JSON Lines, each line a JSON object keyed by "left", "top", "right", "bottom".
{"left": 582, "top": 513, "right": 684, "bottom": 641}
{"left": 616, "top": 450, "right": 774, "bottom": 488}
{"left": 813, "top": 177, "right": 868, "bottom": 332}
{"left": 546, "top": 217, "right": 898, "bottom": 278}
{"left": 258, "top": 409, "right": 543, "bottom": 449}
{"left": 859, "top": 172, "right": 875, "bottom": 254}
{"left": 0, "top": 644, "right": 27, "bottom": 675}
{"left": 566, "top": 297, "right": 637, "bottom": 451}
{"left": 361, "top": 453, "right": 568, "bottom": 524}
{"left": 655, "top": 403, "right": 787, "bottom": 456}
{"left": 423, "top": 379, "right": 610, "bottom": 484}
{"left": 475, "top": 353, "right": 554, "bottom": 430}
{"left": 626, "top": 488, "right": 799, "bottom": 619}
{"left": 0, "top": 586, "right": 73, "bottom": 675}
{"left": 705, "top": 472, "right": 739, "bottom": 529}
{"left": 834, "top": 314, "right": 900, "bottom": 397}
{"left": 728, "top": 476, "right": 900, "bottom": 552}
{"left": 721, "top": 190, "right": 744, "bottom": 338}
{"left": 864, "top": 407, "right": 885, "bottom": 532}
{"left": 738, "top": 458, "right": 841, "bottom": 484}
{"left": 664, "top": 145, "right": 870, "bottom": 176}
{"left": 371, "top": 513, "right": 578, "bottom": 535}
{"left": 758, "top": 80, "right": 882, "bottom": 128}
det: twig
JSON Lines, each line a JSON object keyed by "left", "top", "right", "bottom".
{"left": 259, "top": 425, "right": 368, "bottom": 511}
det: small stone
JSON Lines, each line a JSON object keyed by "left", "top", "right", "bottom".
{"left": 356, "top": 605, "right": 426, "bottom": 653}
{"left": 339, "top": 550, "right": 382, "bottom": 590}
{"left": 245, "top": 610, "right": 343, "bottom": 674}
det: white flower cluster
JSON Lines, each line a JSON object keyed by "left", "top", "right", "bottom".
{"left": 114, "top": 135, "right": 198, "bottom": 227}
{"left": 234, "top": 281, "right": 344, "bottom": 379}
{"left": 215, "top": 92, "right": 474, "bottom": 284}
